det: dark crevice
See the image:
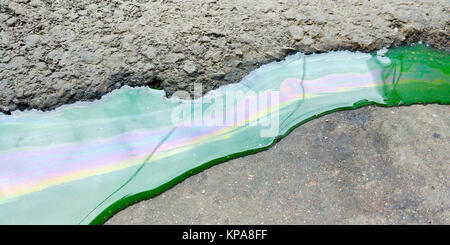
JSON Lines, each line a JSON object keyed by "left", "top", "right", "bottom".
{"left": 109, "top": 72, "right": 163, "bottom": 90}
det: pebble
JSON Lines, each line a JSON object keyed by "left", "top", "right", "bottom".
{"left": 30, "top": 0, "right": 41, "bottom": 7}
{"left": 6, "top": 17, "right": 18, "bottom": 26}
{"left": 287, "top": 26, "right": 304, "bottom": 41}
{"left": 183, "top": 61, "right": 197, "bottom": 75}
{"left": 166, "top": 53, "right": 185, "bottom": 64}
{"left": 142, "top": 47, "right": 158, "bottom": 60}
{"left": 26, "top": 35, "right": 40, "bottom": 47}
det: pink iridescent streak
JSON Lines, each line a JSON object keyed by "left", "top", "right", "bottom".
{"left": 0, "top": 70, "right": 384, "bottom": 199}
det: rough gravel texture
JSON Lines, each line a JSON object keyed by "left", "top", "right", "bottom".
{"left": 106, "top": 104, "right": 450, "bottom": 225}
{"left": 0, "top": 0, "right": 449, "bottom": 113}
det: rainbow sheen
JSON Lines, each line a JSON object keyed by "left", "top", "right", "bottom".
{"left": 0, "top": 45, "right": 448, "bottom": 224}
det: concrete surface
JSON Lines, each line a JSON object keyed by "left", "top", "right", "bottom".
{"left": 1, "top": 0, "right": 449, "bottom": 113}
{"left": 106, "top": 104, "right": 449, "bottom": 225}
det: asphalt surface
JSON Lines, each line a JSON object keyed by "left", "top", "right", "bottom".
{"left": 1, "top": 0, "right": 449, "bottom": 113}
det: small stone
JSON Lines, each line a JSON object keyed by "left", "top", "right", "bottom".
{"left": 1, "top": 56, "right": 10, "bottom": 63}
{"left": 142, "top": 63, "right": 155, "bottom": 73}
{"left": 0, "top": 106, "right": 10, "bottom": 114}
{"left": 211, "top": 51, "right": 222, "bottom": 63}
{"left": 142, "top": 47, "right": 158, "bottom": 60}
{"left": 30, "top": 0, "right": 42, "bottom": 7}
{"left": 80, "top": 52, "right": 100, "bottom": 65}
{"left": 191, "top": 43, "right": 204, "bottom": 55}
{"left": 283, "top": 9, "right": 298, "bottom": 20}
{"left": 230, "top": 43, "right": 241, "bottom": 49}
{"left": 47, "top": 49, "right": 62, "bottom": 62}
{"left": 35, "top": 62, "right": 46, "bottom": 70}
{"left": 6, "top": 17, "right": 17, "bottom": 26}
{"left": 8, "top": 56, "right": 26, "bottom": 70}
{"left": 265, "top": 50, "right": 283, "bottom": 60}
{"left": 121, "top": 35, "right": 134, "bottom": 49}
{"left": 58, "top": 52, "right": 73, "bottom": 66}
{"left": 211, "top": 72, "right": 225, "bottom": 80}
{"left": 100, "top": 34, "right": 117, "bottom": 44}
{"left": 0, "top": 31, "right": 11, "bottom": 45}
{"left": 165, "top": 53, "right": 185, "bottom": 64}
{"left": 260, "top": 3, "right": 274, "bottom": 13}
{"left": 172, "top": 44, "right": 185, "bottom": 53}
{"left": 239, "top": 33, "right": 252, "bottom": 44}
{"left": 0, "top": 14, "right": 9, "bottom": 22}
{"left": 32, "top": 47, "right": 44, "bottom": 61}
{"left": 231, "top": 60, "right": 242, "bottom": 67}
{"left": 287, "top": 26, "right": 304, "bottom": 40}
{"left": 301, "top": 36, "right": 314, "bottom": 46}
{"left": 126, "top": 55, "right": 140, "bottom": 64}
{"left": 25, "top": 35, "right": 40, "bottom": 46}
{"left": 183, "top": 61, "right": 197, "bottom": 75}
{"left": 208, "top": 28, "right": 224, "bottom": 36}
{"left": 281, "top": 46, "right": 296, "bottom": 54}
{"left": 200, "top": 36, "right": 211, "bottom": 42}
{"left": 86, "top": 4, "right": 98, "bottom": 11}
{"left": 8, "top": 104, "right": 17, "bottom": 112}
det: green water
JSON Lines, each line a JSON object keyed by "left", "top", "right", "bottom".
{"left": 0, "top": 45, "right": 448, "bottom": 224}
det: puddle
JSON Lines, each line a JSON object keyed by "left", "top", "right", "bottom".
{"left": 0, "top": 45, "right": 448, "bottom": 224}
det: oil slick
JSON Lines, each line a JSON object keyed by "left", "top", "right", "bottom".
{"left": 0, "top": 45, "right": 448, "bottom": 224}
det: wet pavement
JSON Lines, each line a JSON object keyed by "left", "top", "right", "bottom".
{"left": 106, "top": 104, "right": 449, "bottom": 225}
